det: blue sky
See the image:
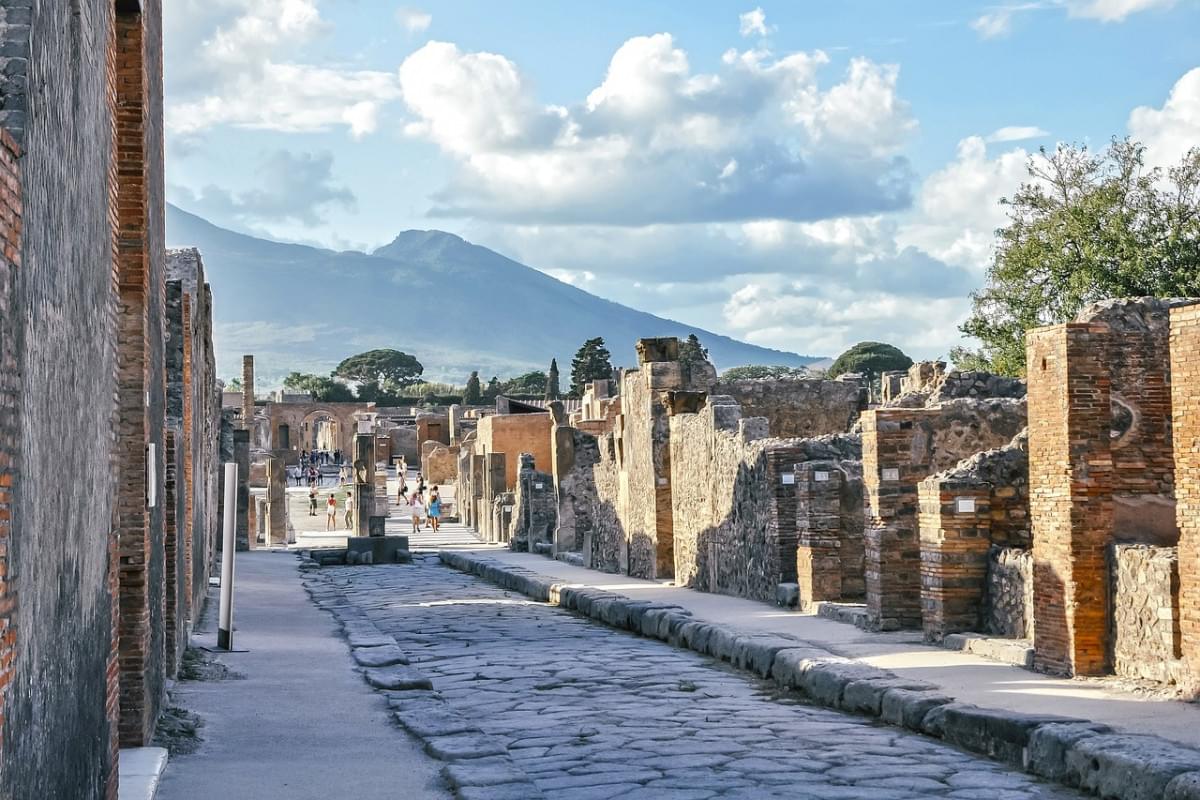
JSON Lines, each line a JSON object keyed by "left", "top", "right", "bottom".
{"left": 164, "top": 0, "right": 1200, "bottom": 360}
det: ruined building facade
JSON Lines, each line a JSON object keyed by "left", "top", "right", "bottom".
{"left": 0, "top": 5, "right": 222, "bottom": 798}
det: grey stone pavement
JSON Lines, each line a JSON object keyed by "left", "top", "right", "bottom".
{"left": 312, "top": 556, "right": 1085, "bottom": 800}
{"left": 155, "top": 552, "right": 450, "bottom": 800}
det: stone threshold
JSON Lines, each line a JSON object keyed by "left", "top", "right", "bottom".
{"left": 118, "top": 747, "right": 168, "bottom": 800}
{"left": 439, "top": 550, "right": 1200, "bottom": 800}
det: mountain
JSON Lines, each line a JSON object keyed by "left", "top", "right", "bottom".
{"left": 165, "top": 204, "right": 820, "bottom": 386}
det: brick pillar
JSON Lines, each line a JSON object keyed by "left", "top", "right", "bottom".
{"left": 796, "top": 462, "right": 844, "bottom": 610}
{"left": 267, "top": 457, "right": 287, "bottom": 545}
{"left": 470, "top": 454, "right": 485, "bottom": 532}
{"left": 0, "top": 130, "right": 20, "bottom": 765}
{"left": 180, "top": 292, "right": 194, "bottom": 624}
{"left": 1171, "top": 305, "right": 1200, "bottom": 678}
{"left": 354, "top": 433, "right": 374, "bottom": 537}
{"left": 862, "top": 409, "right": 932, "bottom": 630}
{"left": 233, "top": 430, "right": 250, "bottom": 551}
{"left": 241, "top": 355, "right": 254, "bottom": 432}
{"left": 919, "top": 481, "right": 992, "bottom": 640}
{"left": 114, "top": 7, "right": 154, "bottom": 748}
{"left": 486, "top": 453, "right": 506, "bottom": 542}
{"left": 1027, "top": 323, "right": 1113, "bottom": 676}
{"left": 163, "top": 431, "right": 181, "bottom": 672}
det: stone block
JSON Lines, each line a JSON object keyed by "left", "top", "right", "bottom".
{"left": 923, "top": 703, "right": 1082, "bottom": 766}
{"left": 1065, "top": 733, "right": 1200, "bottom": 800}
{"left": 1167, "top": 773, "right": 1200, "bottom": 800}
{"left": 395, "top": 709, "right": 479, "bottom": 739}
{"left": 730, "top": 635, "right": 803, "bottom": 678}
{"left": 443, "top": 759, "right": 531, "bottom": 789}
{"left": 800, "top": 662, "right": 891, "bottom": 707}
{"left": 364, "top": 665, "right": 433, "bottom": 691}
{"left": 840, "top": 678, "right": 937, "bottom": 716}
{"left": 424, "top": 734, "right": 507, "bottom": 761}
{"left": 769, "top": 649, "right": 835, "bottom": 689}
{"left": 352, "top": 645, "right": 409, "bottom": 668}
{"left": 775, "top": 583, "right": 799, "bottom": 608}
{"left": 1025, "top": 722, "right": 1114, "bottom": 783}
{"left": 879, "top": 688, "right": 953, "bottom": 731}
{"left": 636, "top": 337, "right": 680, "bottom": 364}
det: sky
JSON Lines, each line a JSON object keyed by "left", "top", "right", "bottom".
{"left": 164, "top": 0, "right": 1200, "bottom": 361}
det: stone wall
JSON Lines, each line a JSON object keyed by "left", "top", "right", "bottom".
{"left": 1110, "top": 544, "right": 1183, "bottom": 683}
{"left": 421, "top": 441, "right": 458, "bottom": 486}
{"left": 713, "top": 377, "right": 865, "bottom": 438}
{"left": 476, "top": 412, "right": 553, "bottom": 491}
{"left": 862, "top": 399, "right": 1027, "bottom": 630}
{"left": 987, "top": 547, "right": 1034, "bottom": 639}
{"left": 509, "top": 454, "right": 556, "bottom": 553}
{"left": 795, "top": 452, "right": 865, "bottom": 609}
{"left": 889, "top": 361, "right": 1026, "bottom": 408}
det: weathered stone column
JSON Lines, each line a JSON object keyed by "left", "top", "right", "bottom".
{"left": 354, "top": 432, "right": 375, "bottom": 537}
{"left": 1026, "top": 323, "right": 1113, "bottom": 676}
{"left": 241, "top": 354, "right": 254, "bottom": 432}
{"left": 233, "top": 429, "right": 250, "bottom": 551}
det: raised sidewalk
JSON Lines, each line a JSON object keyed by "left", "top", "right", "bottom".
{"left": 440, "top": 544, "right": 1200, "bottom": 800}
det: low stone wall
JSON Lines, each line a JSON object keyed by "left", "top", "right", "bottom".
{"left": 1111, "top": 543, "right": 1184, "bottom": 683}
{"left": 986, "top": 547, "right": 1033, "bottom": 639}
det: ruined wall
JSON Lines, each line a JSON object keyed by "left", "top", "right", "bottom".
{"left": 1110, "top": 544, "right": 1183, "bottom": 683}
{"left": 987, "top": 547, "right": 1034, "bottom": 639}
{"left": 509, "top": 455, "right": 556, "bottom": 553}
{"left": 586, "top": 434, "right": 625, "bottom": 572}
{"left": 713, "top": 377, "right": 864, "bottom": 438}
{"left": 391, "top": 425, "right": 419, "bottom": 463}
{"left": 551, "top": 425, "right": 600, "bottom": 556}
{"left": 863, "top": 399, "right": 1027, "bottom": 630}
{"left": 476, "top": 412, "right": 553, "bottom": 491}
{"left": 421, "top": 442, "right": 458, "bottom": 486}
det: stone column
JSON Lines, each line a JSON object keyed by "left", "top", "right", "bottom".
{"left": 1172, "top": 304, "right": 1200, "bottom": 679}
{"left": 241, "top": 355, "right": 254, "bottom": 432}
{"left": 470, "top": 454, "right": 485, "bottom": 532}
{"left": 354, "top": 432, "right": 375, "bottom": 537}
{"left": 266, "top": 456, "right": 286, "bottom": 545}
{"left": 233, "top": 429, "right": 250, "bottom": 551}
{"left": 1027, "top": 323, "right": 1113, "bottom": 676}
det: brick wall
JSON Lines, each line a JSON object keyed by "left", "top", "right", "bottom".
{"left": 1170, "top": 303, "right": 1200, "bottom": 678}
{"left": 241, "top": 355, "right": 254, "bottom": 430}
{"left": 475, "top": 412, "right": 553, "bottom": 491}
{"left": 0, "top": 126, "right": 19, "bottom": 771}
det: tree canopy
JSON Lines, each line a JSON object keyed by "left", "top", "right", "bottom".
{"left": 720, "top": 364, "right": 810, "bottom": 381}
{"left": 957, "top": 139, "right": 1200, "bottom": 376}
{"left": 546, "top": 359, "right": 561, "bottom": 400}
{"left": 282, "top": 371, "right": 355, "bottom": 402}
{"left": 828, "top": 342, "right": 913, "bottom": 380}
{"left": 334, "top": 349, "right": 424, "bottom": 391}
{"left": 499, "top": 370, "right": 548, "bottom": 396}
{"left": 463, "top": 371, "right": 483, "bottom": 405}
{"left": 569, "top": 337, "right": 614, "bottom": 397}
{"left": 678, "top": 334, "right": 709, "bottom": 381}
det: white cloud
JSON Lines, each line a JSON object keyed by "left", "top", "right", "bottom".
{"left": 165, "top": 0, "right": 401, "bottom": 138}
{"left": 1128, "top": 67, "right": 1200, "bottom": 169}
{"left": 739, "top": 7, "right": 772, "bottom": 37}
{"left": 986, "top": 125, "right": 1049, "bottom": 142}
{"left": 971, "top": 8, "right": 1021, "bottom": 37}
{"left": 398, "top": 36, "right": 917, "bottom": 225}
{"left": 396, "top": 7, "right": 432, "bottom": 33}
{"left": 1064, "top": 0, "right": 1176, "bottom": 21}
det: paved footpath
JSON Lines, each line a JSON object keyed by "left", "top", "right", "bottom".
{"left": 318, "top": 556, "right": 1081, "bottom": 800}
{"left": 156, "top": 552, "right": 450, "bottom": 800}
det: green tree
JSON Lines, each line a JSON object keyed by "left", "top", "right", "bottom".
{"left": 546, "top": 358, "right": 561, "bottom": 400}
{"left": 282, "top": 371, "right": 355, "bottom": 402}
{"left": 959, "top": 139, "right": 1200, "bottom": 376}
{"left": 334, "top": 349, "right": 424, "bottom": 394}
{"left": 225, "top": 377, "right": 243, "bottom": 392}
{"left": 569, "top": 337, "right": 614, "bottom": 397}
{"left": 678, "top": 334, "right": 709, "bottom": 381}
{"left": 499, "top": 370, "right": 548, "bottom": 396}
{"left": 719, "top": 365, "right": 810, "bottom": 381}
{"left": 463, "top": 371, "right": 483, "bottom": 405}
{"left": 828, "top": 342, "right": 913, "bottom": 381}
{"left": 483, "top": 376, "right": 502, "bottom": 402}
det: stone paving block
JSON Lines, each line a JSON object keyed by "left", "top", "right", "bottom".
{"left": 443, "top": 757, "right": 530, "bottom": 787}
{"left": 456, "top": 781, "right": 545, "bottom": 800}
{"left": 880, "top": 687, "right": 954, "bottom": 731}
{"left": 1064, "top": 733, "right": 1200, "bottom": 800}
{"left": 1167, "top": 772, "right": 1200, "bottom": 800}
{"left": 395, "top": 709, "right": 479, "bottom": 738}
{"left": 769, "top": 648, "right": 835, "bottom": 689}
{"left": 364, "top": 665, "right": 433, "bottom": 691}
{"left": 425, "top": 733, "right": 508, "bottom": 761}
{"left": 840, "top": 677, "right": 937, "bottom": 716}
{"left": 731, "top": 636, "right": 804, "bottom": 678}
{"left": 344, "top": 627, "right": 395, "bottom": 648}
{"left": 800, "top": 662, "right": 890, "bottom": 707}
{"left": 351, "top": 644, "right": 409, "bottom": 667}
{"left": 924, "top": 703, "right": 1083, "bottom": 766}
{"left": 705, "top": 625, "right": 738, "bottom": 661}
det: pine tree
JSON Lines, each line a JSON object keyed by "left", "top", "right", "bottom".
{"left": 569, "top": 337, "right": 614, "bottom": 397}
{"left": 678, "top": 334, "right": 708, "bottom": 381}
{"left": 463, "top": 371, "right": 482, "bottom": 405}
{"left": 546, "top": 359, "right": 561, "bottom": 400}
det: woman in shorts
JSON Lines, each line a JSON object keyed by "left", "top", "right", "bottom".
{"left": 427, "top": 486, "right": 441, "bottom": 533}
{"left": 409, "top": 491, "right": 425, "bottom": 534}
{"left": 325, "top": 494, "right": 337, "bottom": 531}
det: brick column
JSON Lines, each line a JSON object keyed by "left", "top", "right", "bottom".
{"left": 1027, "top": 323, "right": 1113, "bottom": 676}
{"left": 233, "top": 430, "right": 250, "bottom": 551}
{"left": 1171, "top": 305, "right": 1200, "bottom": 678}
{"left": 919, "top": 481, "right": 992, "bottom": 640}
{"left": 0, "top": 130, "right": 20, "bottom": 763}
{"left": 241, "top": 355, "right": 254, "bottom": 432}
{"left": 180, "top": 292, "right": 194, "bottom": 623}
{"left": 163, "top": 431, "right": 181, "bottom": 672}
{"left": 796, "top": 462, "right": 844, "bottom": 610}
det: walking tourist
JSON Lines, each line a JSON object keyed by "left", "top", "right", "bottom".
{"left": 409, "top": 491, "right": 425, "bottom": 534}
{"left": 308, "top": 487, "right": 318, "bottom": 516}
{"left": 427, "top": 486, "right": 441, "bottom": 533}
{"left": 416, "top": 471, "right": 426, "bottom": 495}
{"left": 344, "top": 491, "right": 355, "bottom": 531}
{"left": 325, "top": 494, "right": 337, "bottom": 531}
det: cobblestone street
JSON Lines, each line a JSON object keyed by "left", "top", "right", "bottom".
{"left": 310, "top": 558, "right": 1083, "bottom": 800}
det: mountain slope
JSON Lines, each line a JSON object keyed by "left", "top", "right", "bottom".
{"left": 165, "top": 205, "right": 819, "bottom": 385}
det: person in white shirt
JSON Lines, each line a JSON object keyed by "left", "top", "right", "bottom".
{"left": 409, "top": 492, "right": 425, "bottom": 534}
{"left": 344, "top": 492, "right": 355, "bottom": 531}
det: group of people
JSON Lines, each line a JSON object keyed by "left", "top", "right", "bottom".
{"left": 307, "top": 485, "right": 356, "bottom": 531}
{"left": 396, "top": 465, "right": 442, "bottom": 534}
{"left": 300, "top": 449, "right": 341, "bottom": 467}
{"left": 291, "top": 449, "right": 347, "bottom": 487}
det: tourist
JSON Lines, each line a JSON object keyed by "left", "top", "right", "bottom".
{"left": 325, "top": 494, "right": 337, "bottom": 531}
{"left": 409, "top": 491, "right": 425, "bottom": 534}
{"left": 416, "top": 471, "right": 426, "bottom": 495}
{"left": 344, "top": 491, "right": 355, "bottom": 531}
{"left": 397, "top": 473, "right": 408, "bottom": 503}
{"left": 427, "top": 486, "right": 441, "bottom": 533}
{"left": 308, "top": 486, "right": 318, "bottom": 516}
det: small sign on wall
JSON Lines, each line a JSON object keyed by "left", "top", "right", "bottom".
{"left": 781, "top": 472, "right": 796, "bottom": 485}
{"left": 503, "top": 505, "right": 514, "bottom": 513}
{"left": 147, "top": 443, "right": 157, "bottom": 508}
{"left": 955, "top": 497, "right": 977, "bottom": 513}
{"left": 657, "top": 477, "right": 668, "bottom": 486}
{"left": 814, "top": 471, "right": 831, "bottom": 482}
{"left": 882, "top": 467, "right": 900, "bottom": 481}
{"left": 534, "top": 482, "right": 544, "bottom": 490}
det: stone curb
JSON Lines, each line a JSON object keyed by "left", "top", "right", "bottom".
{"left": 300, "top": 568, "right": 546, "bottom": 800}
{"left": 438, "top": 550, "right": 1200, "bottom": 800}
